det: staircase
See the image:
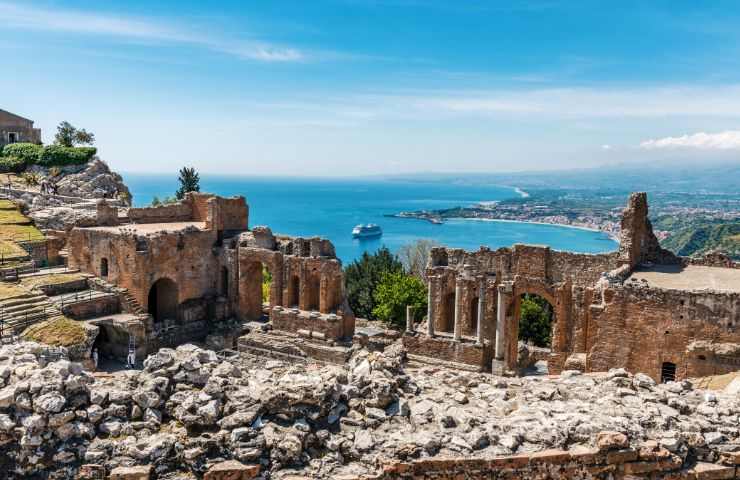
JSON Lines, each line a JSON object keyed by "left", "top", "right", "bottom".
{"left": 87, "top": 277, "right": 145, "bottom": 314}
{"left": 0, "top": 292, "right": 60, "bottom": 339}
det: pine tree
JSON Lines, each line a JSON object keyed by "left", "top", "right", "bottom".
{"left": 175, "top": 167, "right": 200, "bottom": 200}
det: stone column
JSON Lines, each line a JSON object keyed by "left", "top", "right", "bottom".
{"left": 495, "top": 282, "right": 512, "bottom": 360}
{"left": 453, "top": 278, "right": 463, "bottom": 341}
{"left": 406, "top": 305, "right": 414, "bottom": 333}
{"left": 426, "top": 276, "right": 435, "bottom": 337}
{"left": 476, "top": 278, "right": 486, "bottom": 345}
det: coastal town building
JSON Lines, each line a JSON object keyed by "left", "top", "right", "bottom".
{"left": 0, "top": 109, "right": 42, "bottom": 148}
{"left": 406, "top": 192, "right": 740, "bottom": 382}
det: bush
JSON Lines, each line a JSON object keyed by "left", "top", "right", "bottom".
{"left": 372, "top": 271, "right": 428, "bottom": 329}
{"left": 0, "top": 156, "right": 27, "bottom": 173}
{"left": 37, "top": 145, "right": 96, "bottom": 166}
{"left": 518, "top": 294, "right": 553, "bottom": 347}
{"left": 344, "top": 247, "right": 403, "bottom": 320}
{"left": 1, "top": 143, "right": 42, "bottom": 165}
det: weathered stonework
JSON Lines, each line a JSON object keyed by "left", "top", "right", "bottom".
{"left": 0, "top": 108, "right": 41, "bottom": 148}
{"left": 412, "top": 192, "right": 740, "bottom": 381}
{"left": 67, "top": 192, "right": 354, "bottom": 358}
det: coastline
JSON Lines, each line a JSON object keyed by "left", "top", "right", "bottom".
{"left": 514, "top": 187, "right": 530, "bottom": 198}
{"left": 457, "top": 217, "right": 620, "bottom": 242}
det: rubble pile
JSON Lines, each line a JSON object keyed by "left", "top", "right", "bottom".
{"left": 0, "top": 340, "right": 739, "bottom": 479}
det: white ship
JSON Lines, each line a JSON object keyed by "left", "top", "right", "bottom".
{"left": 352, "top": 223, "right": 382, "bottom": 239}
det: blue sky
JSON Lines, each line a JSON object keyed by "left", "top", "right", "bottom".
{"left": 2, "top": 0, "right": 740, "bottom": 175}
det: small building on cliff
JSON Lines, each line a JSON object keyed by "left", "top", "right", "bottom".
{"left": 0, "top": 109, "right": 41, "bottom": 148}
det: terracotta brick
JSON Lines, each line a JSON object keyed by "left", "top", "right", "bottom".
{"left": 489, "top": 453, "right": 531, "bottom": 470}
{"left": 203, "top": 460, "right": 259, "bottom": 480}
{"left": 529, "top": 449, "right": 571, "bottom": 465}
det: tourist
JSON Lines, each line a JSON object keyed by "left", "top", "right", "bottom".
{"left": 92, "top": 348, "right": 99, "bottom": 369}
{"left": 127, "top": 349, "right": 136, "bottom": 368}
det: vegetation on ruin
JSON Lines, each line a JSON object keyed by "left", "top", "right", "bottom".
{"left": 372, "top": 271, "right": 428, "bottom": 329}
{"left": 175, "top": 166, "right": 201, "bottom": 200}
{"left": 150, "top": 196, "right": 178, "bottom": 206}
{"left": 0, "top": 205, "right": 30, "bottom": 225}
{"left": 21, "top": 317, "right": 87, "bottom": 347}
{"left": 0, "top": 223, "right": 45, "bottom": 242}
{"left": 262, "top": 266, "right": 272, "bottom": 303}
{"left": 0, "top": 240, "right": 27, "bottom": 260}
{"left": 518, "top": 294, "right": 553, "bottom": 348}
{"left": 344, "top": 247, "right": 403, "bottom": 320}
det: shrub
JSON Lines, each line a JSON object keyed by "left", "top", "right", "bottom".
{"left": 344, "top": 247, "right": 403, "bottom": 320}
{"left": 0, "top": 156, "right": 27, "bottom": 173}
{"left": 37, "top": 145, "right": 96, "bottom": 166}
{"left": 1, "top": 143, "right": 42, "bottom": 165}
{"left": 372, "top": 271, "right": 428, "bottom": 330}
{"left": 20, "top": 172, "right": 40, "bottom": 187}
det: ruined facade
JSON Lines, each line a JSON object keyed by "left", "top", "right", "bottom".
{"left": 408, "top": 192, "right": 740, "bottom": 382}
{"left": 67, "top": 192, "right": 353, "bottom": 357}
{"left": 0, "top": 109, "right": 41, "bottom": 148}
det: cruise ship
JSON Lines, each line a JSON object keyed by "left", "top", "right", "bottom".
{"left": 352, "top": 223, "right": 382, "bottom": 239}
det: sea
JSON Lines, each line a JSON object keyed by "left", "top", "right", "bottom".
{"left": 123, "top": 173, "right": 618, "bottom": 264}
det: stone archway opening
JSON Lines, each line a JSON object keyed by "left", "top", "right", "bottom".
{"left": 261, "top": 263, "right": 273, "bottom": 306}
{"left": 307, "top": 272, "right": 320, "bottom": 312}
{"left": 289, "top": 276, "right": 300, "bottom": 308}
{"left": 468, "top": 296, "right": 479, "bottom": 336}
{"left": 517, "top": 293, "right": 555, "bottom": 375}
{"left": 440, "top": 291, "right": 455, "bottom": 333}
{"left": 100, "top": 258, "right": 108, "bottom": 278}
{"left": 148, "top": 278, "right": 178, "bottom": 323}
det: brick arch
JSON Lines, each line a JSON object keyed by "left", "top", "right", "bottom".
{"left": 147, "top": 277, "right": 179, "bottom": 323}
{"left": 505, "top": 279, "right": 561, "bottom": 369}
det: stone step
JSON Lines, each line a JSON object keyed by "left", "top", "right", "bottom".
{"left": 0, "top": 297, "right": 51, "bottom": 313}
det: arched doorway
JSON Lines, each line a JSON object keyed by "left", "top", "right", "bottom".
{"left": 100, "top": 258, "right": 109, "bottom": 277}
{"left": 440, "top": 291, "right": 455, "bottom": 333}
{"left": 469, "top": 296, "right": 479, "bottom": 336}
{"left": 307, "top": 273, "right": 320, "bottom": 311}
{"left": 148, "top": 278, "right": 178, "bottom": 323}
{"left": 289, "top": 276, "right": 300, "bottom": 307}
{"left": 516, "top": 292, "right": 555, "bottom": 375}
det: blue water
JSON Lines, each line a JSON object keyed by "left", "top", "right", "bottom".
{"left": 122, "top": 173, "right": 618, "bottom": 264}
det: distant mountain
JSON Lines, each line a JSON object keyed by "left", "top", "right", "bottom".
{"left": 660, "top": 221, "right": 740, "bottom": 260}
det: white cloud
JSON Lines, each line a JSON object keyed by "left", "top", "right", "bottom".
{"left": 0, "top": 1, "right": 306, "bottom": 62}
{"left": 639, "top": 130, "right": 740, "bottom": 150}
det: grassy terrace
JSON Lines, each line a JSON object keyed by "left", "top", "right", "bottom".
{"left": 0, "top": 200, "right": 44, "bottom": 264}
{"left": 22, "top": 317, "right": 87, "bottom": 347}
{"left": 21, "top": 273, "right": 86, "bottom": 290}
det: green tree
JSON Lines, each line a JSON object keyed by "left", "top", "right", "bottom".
{"left": 262, "top": 266, "right": 272, "bottom": 303}
{"left": 372, "top": 271, "right": 428, "bottom": 329}
{"left": 175, "top": 167, "right": 200, "bottom": 200}
{"left": 344, "top": 247, "right": 403, "bottom": 319}
{"left": 54, "top": 121, "right": 95, "bottom": 147}
{"left": 518, "top": 294, "right": 553, "bottom": 347}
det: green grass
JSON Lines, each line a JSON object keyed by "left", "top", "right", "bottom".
{"left": 0, "top": 282, "right": 29, "bottom": 299}
{"left": 22, "top": 273, "right": 86, "bottom": 289}
{"left": 0, "top": 208, "right": 31, "bottom": 225}
{"left": 22, "top": 317, "right": 87, "bottom": 347}
{"left": 0, "top": 224, "right": 44, "bottom": 242}
{"left": 0, "top": 200, "right": 16, "bottom": 210}
{"left": 0, "top": 239, "right": 27, "bottom": 259}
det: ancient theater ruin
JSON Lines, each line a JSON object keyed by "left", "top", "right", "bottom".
{"left": 66, "top": 192, "right": 354, "bottom": 362}
{"left": 405, "top": 192, "right": 740, "bottom": 382}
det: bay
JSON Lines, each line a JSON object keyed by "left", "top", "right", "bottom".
{"left": 123, "top": 173, "right": 618, "bottom": 264}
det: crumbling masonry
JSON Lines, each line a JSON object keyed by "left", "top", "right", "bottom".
{"left": 66, "top": 192, "right": 740, "bottom": 383}
{"left": 406, "top": 192, "right": 740, "bottom": 382}
{"left": 67, "top": 192, "right": 353, "bottom": 360}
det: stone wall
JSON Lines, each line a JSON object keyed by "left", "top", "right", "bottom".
{"left": 588, "top": 284, "right": 740, "bottom": 381}
{"left": 403, "top": 334, "right": 491, "bottom": 370}
{"left": 61, "top": 295, "right": 120, "bottom": 320}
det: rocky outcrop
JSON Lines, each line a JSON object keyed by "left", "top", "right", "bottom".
{"left": 1, "top": 341, "right": 739, "bottom": 479}
{"left": 55, "top": 159, "right": 131, "bottom": 203}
